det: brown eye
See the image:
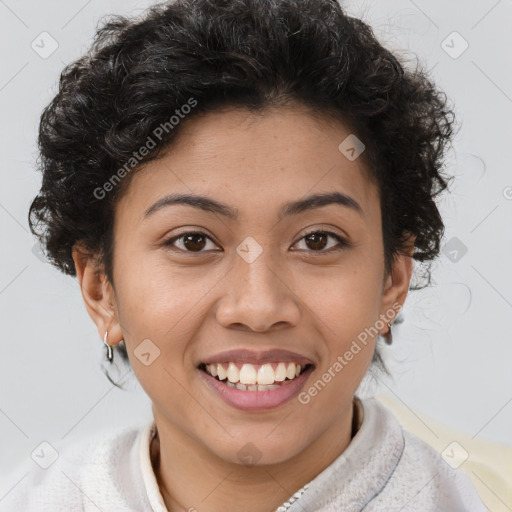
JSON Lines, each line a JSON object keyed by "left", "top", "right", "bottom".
{"left": 164, "top": 232, "right": 218, "bottom": 253}
{"left": 182, "top": 233, "right": 207, "bottom": 251}
{"left": 164, "top": 229, "right": 349, "bottom": 255}
{"left": 304, "top": 232, "right": 328, "bottom": 250}
{"left": 294, "top": 230, "right": 348, "bottom": 253}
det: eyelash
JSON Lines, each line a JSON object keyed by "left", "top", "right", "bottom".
{"left": 163, "top": 229, "right": 350, "bottom": 255}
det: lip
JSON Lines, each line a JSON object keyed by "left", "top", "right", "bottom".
{"left": 198, "top": 364, "right": 315, "bottom": 412}
{"left": 198, "top": 348, "right": 314, "bottom": 366}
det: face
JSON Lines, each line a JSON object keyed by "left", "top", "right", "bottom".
{"left": 74, "top": 105, "right": 411, "bottom": 467}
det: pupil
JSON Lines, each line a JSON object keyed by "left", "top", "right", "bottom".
{"left": 306, "top": 233, "right": 327, "bottom": 250}
{"left": 184, "top": 234, "right": 206, "bottom": 251}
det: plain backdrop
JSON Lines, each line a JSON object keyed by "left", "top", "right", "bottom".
{"left": 1, "top": 0, "right": 511, "bottom": 490}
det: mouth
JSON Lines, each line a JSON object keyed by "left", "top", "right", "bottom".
{"left": 197, "top": 361, "right": 315, "bottom": 411}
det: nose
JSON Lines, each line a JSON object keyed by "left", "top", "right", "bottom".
{"left": 215, "top": 253, "right": 301, "bottom": 332}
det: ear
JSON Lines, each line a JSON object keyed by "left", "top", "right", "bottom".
{"left": 72, "top": 242, "right": 123, "bottom": 346}
{"left": 379, "top": 233, "right": 415, "bottom": 331}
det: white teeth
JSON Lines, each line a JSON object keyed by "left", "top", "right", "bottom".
{"left": 274, "top": 362, "right": 287, "bottom": 381}
{"left": 286, "top": 363, "right": 296, "bottom": 380}
{"left": 230, "top": 383, "right": 285, "bottom": 392}
{"left": 261, "top": 384, "right": 281, "bottom": 391}
{"left": 217, "top": 364, "right": 227, "bottom": 380}
{"left": 257, "top": 363, "right": 275, "bottom": 385}
{"left": 239, "top": 364, "right": 257, "bottom": 385}
{"left": 229, "top": 382, "right": 286, "bottom": 392}
{"left": 204, "top": 361, "right": 308, "bottom": 385}
{"left": 227, "top": 362, "right": 240, "bottom": 383}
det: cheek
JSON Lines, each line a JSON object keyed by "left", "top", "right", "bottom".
{"left": 112, "top": 260, "right": 205, "bottom": 419}
{"left": 305, "top": 261, "right": 383, "bottom": 334}
{"left": 116, "top": 251, "right": 210, "bottom": 327}
{"left": 113, "top": 255, "right": 224, "bottom": 376}
{"left": 299, "top": 269, "right": 380, "bottom": 412}
{"left": 299, "top": 262, "right": 383, "bottom": 393}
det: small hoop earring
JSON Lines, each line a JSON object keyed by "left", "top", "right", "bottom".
{"left": 383, "top": 322, "right": 393, "bottom": 345}
{"left": 103, "top": 330, "right": 114, "bottom": 363}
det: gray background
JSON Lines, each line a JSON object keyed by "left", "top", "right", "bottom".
{"left": 1, "top": 0, "right": 511, "bottom": 497}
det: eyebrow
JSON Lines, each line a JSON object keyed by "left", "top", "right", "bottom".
{"left": 143, "top": 191, "right": 364, "bottom": 220}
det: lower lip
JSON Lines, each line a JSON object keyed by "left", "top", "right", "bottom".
{"left": 198, "top": 365, "right": 314, "bottom": 412}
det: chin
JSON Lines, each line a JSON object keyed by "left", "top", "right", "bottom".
{"left": 210, "top": 429, "right": 310, "bottom": 467}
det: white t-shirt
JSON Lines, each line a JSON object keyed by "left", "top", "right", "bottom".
{"left": 0, "top": 397, "right": 489, "bottom": 511}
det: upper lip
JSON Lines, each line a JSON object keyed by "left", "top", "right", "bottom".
{"left": 198, "top": 348, "right": 315, "bottom": 367}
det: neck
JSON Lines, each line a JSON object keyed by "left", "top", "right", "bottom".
{"left": 151, "top": 399, "right": 360, "bottom": 512}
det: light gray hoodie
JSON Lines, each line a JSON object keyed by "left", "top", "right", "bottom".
{"left": 0, "top": 397, "right": 489, "bottom": 511}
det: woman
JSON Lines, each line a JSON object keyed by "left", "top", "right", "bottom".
{"left": 2, "top": 0, "right": 489, "bottom": 510}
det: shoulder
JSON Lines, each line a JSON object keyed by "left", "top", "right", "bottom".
{"left": 362, "top": 398, "right": 490, "bottom": 512}
{"left": 0, "top": 422, "right": 149, "bottom": 512}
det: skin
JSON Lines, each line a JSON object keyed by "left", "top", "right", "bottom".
{"left": 73, "top": 104, "right": 414, "bottom": 512}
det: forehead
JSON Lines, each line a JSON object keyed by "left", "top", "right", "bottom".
{"left": 117, "top": 106, "right": 380, "bottom": 224}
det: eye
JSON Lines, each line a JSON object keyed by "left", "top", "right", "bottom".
{"left": 163, "top": 231, "right": 219, "bottom": 253}
{"left": 292, "top": 230, "right": 349, "bottom": 253}
{"left": 163, "top": 229, "right": 350, "bottom": 254}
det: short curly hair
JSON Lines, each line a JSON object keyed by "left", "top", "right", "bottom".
{"left": 29, "top": 0, "right": 456, "bottom": 379}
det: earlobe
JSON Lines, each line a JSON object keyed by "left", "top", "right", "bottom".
{"left": 71, "top": 242, "right": 123, "bottom": 346}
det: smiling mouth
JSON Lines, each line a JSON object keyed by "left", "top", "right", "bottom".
{"left": 198, "top": 361, "right": 314, "bottom": 391}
